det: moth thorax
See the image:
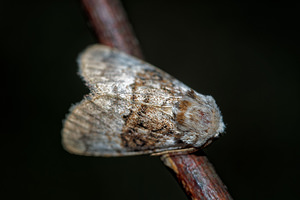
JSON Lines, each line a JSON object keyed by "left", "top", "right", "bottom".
{"left": 175, "top": 94, "right": 221, "bottom": 147}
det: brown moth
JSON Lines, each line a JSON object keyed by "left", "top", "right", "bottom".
{"left": 62, "top": 45, "right": 225, "bottom": 156}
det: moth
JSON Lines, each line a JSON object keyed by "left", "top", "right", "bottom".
{"left": 62, "top": 45, "right": 225, "bottom": 156}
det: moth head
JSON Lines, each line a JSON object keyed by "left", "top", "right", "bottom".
{"left": 175, "top": 90, "right": 225, "bottom": 147}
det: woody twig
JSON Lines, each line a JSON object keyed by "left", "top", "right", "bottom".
{"left": 80, "top": 0, "right": 233, "bottom": 199}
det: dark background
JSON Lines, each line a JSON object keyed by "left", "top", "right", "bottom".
{"left": 2, "top": 1, "right": 300, "bottom": 199}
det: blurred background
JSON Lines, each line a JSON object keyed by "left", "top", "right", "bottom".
{"left": 2, "top": 0, "right": 299, "bottom": 199}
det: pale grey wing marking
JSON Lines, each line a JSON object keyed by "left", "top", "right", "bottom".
{"left": 79, "top": 45, "right": 143, "bottom": 96}
{"left": 78, "top": 44, "right": 192, "bottom": 111}
{"left": 62, "top": 95, "right": 130, "bottom": 156}
{"left": 79, "top": 44, "right": 190, "bottom": 96}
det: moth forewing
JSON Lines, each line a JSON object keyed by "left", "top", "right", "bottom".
{"left": 62, "top": 45, "right": 225, "bottom": 157}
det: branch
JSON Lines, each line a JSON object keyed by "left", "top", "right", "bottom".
{"left": 81, "top": 0, "right": 143, "bottom": 58}
{"left": 161, "top": 152, "right": 232, "bottom": 199}
{"left": 80, "top": 0, "right": 232, "bottom": 199}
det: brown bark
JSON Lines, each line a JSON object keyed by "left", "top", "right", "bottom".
{"left": 81, "top": 0, "right": 143, "bottom": 58}
{"left": 161, "top": 152, "right": 233, "bottom": 200}
{"left": 80, "top": 0, "right": 233, "bottom": 199}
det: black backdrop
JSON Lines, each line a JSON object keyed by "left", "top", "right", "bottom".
{"left": 2, "top": 1, "right": 300, "bottom": 199}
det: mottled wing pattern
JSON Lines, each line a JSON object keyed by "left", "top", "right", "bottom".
{"left": 62, "top": 45, "right": 224, "bottom": 156}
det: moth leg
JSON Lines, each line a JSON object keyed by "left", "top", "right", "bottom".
{"left": 150, "top": 147, "right": 198, "bottom": 156}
